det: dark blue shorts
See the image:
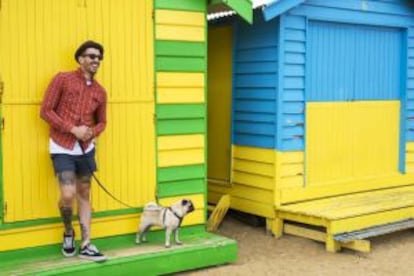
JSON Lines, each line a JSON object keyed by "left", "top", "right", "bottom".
{"left": 51, "top": 148, "right": 97, "bottom": 176}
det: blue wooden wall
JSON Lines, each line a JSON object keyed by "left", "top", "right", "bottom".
{"left": 232, "top": 12, "right": 279, "bottom": 148}
{"left": 231, "top": 0, "right": 414, "bottom": 150}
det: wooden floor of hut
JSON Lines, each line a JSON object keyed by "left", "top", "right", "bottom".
{"left": 270, "top": 185, "right": 414, "bottom": 253}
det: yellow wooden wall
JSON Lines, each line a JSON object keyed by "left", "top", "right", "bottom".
{"left": 0, "top": 0, "right": 155, "bottom": 222}
{"left": 209, "top": 101, "right": 414, "bottom": 216}
{"left": 306, "top": 101, "right": 400, "bottom": 186}
{"left": 207, "top": 26, "right": 233, "bottom": 183}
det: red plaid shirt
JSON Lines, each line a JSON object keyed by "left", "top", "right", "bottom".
{"left": 40, "top": 68, "right": 107, "bottom": 150}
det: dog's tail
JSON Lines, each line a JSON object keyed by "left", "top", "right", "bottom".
{"left": 144, "top": 202, "right": 163, "bottom": 211}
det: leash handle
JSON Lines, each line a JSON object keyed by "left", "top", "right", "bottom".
{"left": 79, "top": 140, "right": 134, "bottom": 209}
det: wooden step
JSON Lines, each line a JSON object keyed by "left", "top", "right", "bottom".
{"left": 0, "top": 227, "right": 237, "bottom": 275}
{"left": 334, "top": 219, "right": 414, "bottom": 242}
{"left": 278, "top": 185, "right": 414, "bottom": 220}
{"left": 269, "top": 185, "right": 414, "bottom": 252}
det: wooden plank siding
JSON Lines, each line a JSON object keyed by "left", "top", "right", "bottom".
{"left": 154, "top": 0, "right": 207, "bottom": 226}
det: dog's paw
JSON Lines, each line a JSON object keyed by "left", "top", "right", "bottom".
{"left": 165, "top": 244, "right": 171, "bottom": 248}
{"left": 135, "top": 238, "right": 141, "bottom": 244}
{"left": 175, "top": 241, "right": 183, "bottom": 245}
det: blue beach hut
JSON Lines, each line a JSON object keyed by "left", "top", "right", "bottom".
{"left": 208, "top": 0, "right": 414, "bottom": 252}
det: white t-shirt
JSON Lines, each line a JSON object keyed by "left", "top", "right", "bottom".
{"left": 49, "top": 138, "right": 94, "bottom": 155}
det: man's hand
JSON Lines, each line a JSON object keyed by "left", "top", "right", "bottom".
{"left": 70, "top": 126, "right": 93, "bottom": 141}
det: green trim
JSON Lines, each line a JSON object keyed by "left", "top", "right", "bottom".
{"left": 156, "top": 41, "right": 206, "bottom": 71}
{"left": 203, "top": 21, "right": 209, "bottom": 223}
{"left": 211, "top": 0, "right": 253, "bottom": 23}
{"left": 0, "top": 208, "right": 142, "bottom": 231}
{"left": 155, "top": 0, "right": 206, "bottom": 12}
{"left": 157, "top": 104, "right": 206, "bottom": 119}
{"left": 157, "top": 104, "right": 206, "bottom": 135}
{"left": 158, "top": 164, "right": 205, "bottom": 182}
{"left": 156, "top": 41, "right": 206, "bottom": 57}
{"left": 156, "top": 56, "right": 206, "bottom": 72}
{"left": 154, "top": 6, "right": 160, "bottom": 203}
{"left": 157, "top": 119, "right": 206, "bottom": 135}
{"left": 0, "top": 225, "right": 203, "bottom": 266}
{"left": 0, "top": 226, "right": 237, "bottom": 276}
{"left": 157, "top": 179, "right": 205, "bottom": 198}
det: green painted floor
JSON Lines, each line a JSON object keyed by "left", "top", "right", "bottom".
{"left": 0, "top": 226, "right": 237, "bottom": 275}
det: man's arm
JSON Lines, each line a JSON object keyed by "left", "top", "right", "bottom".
{"left": 91, "top": 92, "right": 107, "bottom": 138}
{"left": 40, "top": 73, "right": 74, "bottom": 133}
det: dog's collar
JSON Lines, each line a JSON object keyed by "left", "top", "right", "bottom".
{"left": 168, "top": 207, "right": 183, "bottom": 224}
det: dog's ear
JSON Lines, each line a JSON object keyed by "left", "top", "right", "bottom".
{"left": 181, "top": 199, "right": 189, "bottom": 205}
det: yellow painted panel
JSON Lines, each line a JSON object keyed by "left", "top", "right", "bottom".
{"left": 156, "top": 10, "right": 205, "bottom": 27}
{"left": 158, "top": 135, "right": 204, "bottom": 167}
{"left": 158, "top": 134, "right": 204, "bottom": 150}
{"left": 156, "top": 25, "right": 205, "bottom": 42}
{"left": 275, "top": 151, "right": 304, "bottom": 192}
{"left": 157, "top": 72, "right": 205, "bottom": 88}
{"left": 233, "top": 159, "right": 275, "bottom": 177}
{"left": 280, "top": 176, "right": 304, "bottom": 188}
{"left": 158, "top": 194, "right": 206, "bottom": 225}
{"left": 2, "top": 105, "right": 57, "bottom": 222}
{"left": 0, "top": 0, "right": 78, "bottom": 104}
{"left": 215, "top": 192, "right": 274, "bottom": 218}
{"left": 159, "top": 149, "right": 204, "bottom": 167}
{"left": 155, "top": 10, "right": 205, "bottom": 42}
{"left": 208, "top": 26, "right": 233, "bottom": 183}
{"left": 406, "top": 142, "right": 414, "bottom": 173}
{"left": 406, "top": 164, "right": 414, "bottom": 173}
{"left": 0, "top": 0, "right": 154, "bottom": 104}
{"left": 232, "top": 171, "right": 274, "bottom": 190}
{"left": 330, "top": 206, "right": 414, "bottom": 234}
{"left": 280, "top": 163, "right": 304, "bottom": 177}
{"left": 280, "top": 174, "right": 414, "bottom": 203}
{"left": 233, "top": 145, "right": 275, "bottom": 163}
{"left": 208, "top": 182, "right": 274, "bottom": 205}
{"left": 0, "top": 0, "right": 155, "bottom": 222}
{"left": 279, "top": 151, "right": 304, "bottom": 163}
{"left": 306, "top": 102, "right": 353, "bottom": 185}
{"left": 306, "top": 101, "right": 399, "bottom": 187}
{"left": 279, "top": 185, "right": 414, "bottom": 220}
{"left": 406, "top": 142, "right": 414, "bottom": 151}
{"left": 352, "top": 102, "right": 399, "bottom": 177}
{"left": 0, "top": 214, "right": 139, "bottom": 252}
{"left": 93, "top": 103, "right": 156, "bottom": 212}
{"left": 159, "top": 194, "right": 205, "bottom": 208}
{"left": 406, "top": 154, "right": 414, "bottom": 163}
{"left": 157, "top": 88, "right": 204, "bottom": 104}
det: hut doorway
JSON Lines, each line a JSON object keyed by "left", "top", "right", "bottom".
{"left": 207, "top": 26, "right": 233, "bottom": 186}
{"left": 305, "top": 21, "right": 403, "bottom": 190}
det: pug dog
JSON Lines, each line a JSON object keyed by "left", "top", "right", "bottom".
{"left": 136, "top": 199, "right": 195, "bottom": 248}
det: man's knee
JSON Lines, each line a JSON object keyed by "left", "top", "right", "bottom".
{"left": 58, "top": 171, "right": 76, "bottom": 203}
{"left": 78, "top": 174, "right": 92, "bottom": 184}
{"left": 77, "top": 175, "right": 91, "bottom": 199}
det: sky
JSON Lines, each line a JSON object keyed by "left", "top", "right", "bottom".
{"left": 252, "top": 0, "right": 275, "bottom": 8}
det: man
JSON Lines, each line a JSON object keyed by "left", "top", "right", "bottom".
{"left": 40, "top": 41, "right": 107, "bottom": 262}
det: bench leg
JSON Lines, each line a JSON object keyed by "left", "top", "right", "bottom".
{"left": 266, "top": 218, "right": 283, "bottom": 238}
{"left": 326, "top": 235, "right": 341, "bottom": 252}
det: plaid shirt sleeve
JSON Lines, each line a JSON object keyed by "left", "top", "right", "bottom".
{"left": 40, "top": 73, "right": 74, "bottom": 133}
{"left": 92, "top": 90, "right": 107, "bottom": 138}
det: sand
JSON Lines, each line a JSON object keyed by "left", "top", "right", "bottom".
{"left": 180, "top": 215, "right": 414, "bottom": 276}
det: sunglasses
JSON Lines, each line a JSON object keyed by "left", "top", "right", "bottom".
{"left": 82, "top": 54, "right": 103, "bottom": 61}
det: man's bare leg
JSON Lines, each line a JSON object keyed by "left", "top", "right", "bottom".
{"left": 58, "top": 171, "right": 77, "bottom": 234}
{"left": 77, "top": 175, "right": 92, "bottom": 248}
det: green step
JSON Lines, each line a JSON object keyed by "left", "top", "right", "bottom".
{"left": 0, "top": 226, "right": 237, "bottom": 275}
